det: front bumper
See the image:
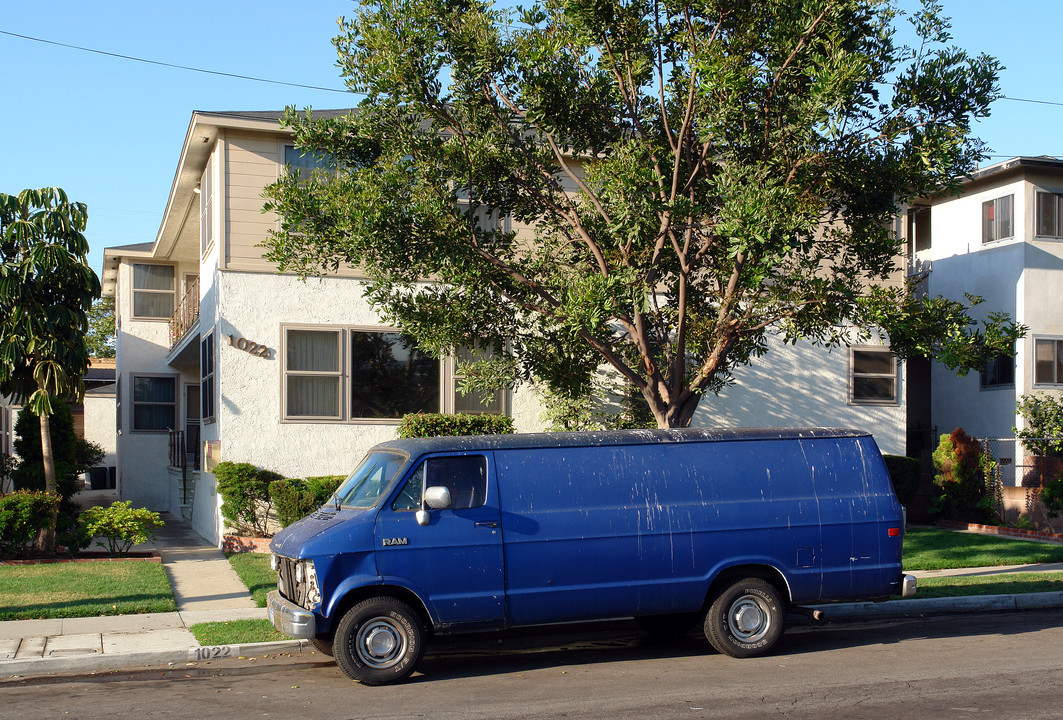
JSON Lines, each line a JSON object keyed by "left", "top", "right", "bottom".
{"left": 267, "top": 590, "right": 317, "bottom": 639}
{"left": 901, "top": 573, "right": 918, "bottom": 598}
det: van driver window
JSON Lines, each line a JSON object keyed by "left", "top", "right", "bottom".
{"left": 393, "top": 456, "right": 487, "bottom": 511}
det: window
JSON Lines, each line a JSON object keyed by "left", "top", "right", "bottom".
{"left": 452, "top": 344, "right": 505, "bottom": 414}
{"left": 282, "top": 326, "right": 508, "bottom": 422}
{"left": 132, "top": 264, "right": 175, "bottom": 319}
{"left": 284, "top": 328, "right": 342, "bottom": 419}
{"left": 981, "top": 354, "right": 1014, "bottom": 389}
{"left": 393, "top": 456, "right": 487, "bottom": 511}
{"left": 982, "top": 195, "right": 1013, "bottom": 244}
{"left": 1037, "top": 192, "right": 1063, "bottom": 238}
{"left": 132, "top": 376, "right": 176, "bottom": 431}
{"left": 850, "top": 347, "right": 897, "bottom": 404}
{"left": 1035, "top": 339, "right": 1063, "bottom": 385}
{"left": 200, "top": 158, "right": 214, "bottom": 255}
{"left": 350, "top": 331, "right": 440, "bottom": 419}
{"left": 201, "top": 332, "right": 216, "bottom": 423}
{"left": 284, "top": 145, "right": 331, "bottom": 181}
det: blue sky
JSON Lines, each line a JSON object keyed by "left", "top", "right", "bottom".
{"left": 0, "top": 0, "right": 1059, "bottom": 280}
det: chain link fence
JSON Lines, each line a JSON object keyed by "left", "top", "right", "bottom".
{"left": 982, "top": 438, "right": 1063, "bottom": 488}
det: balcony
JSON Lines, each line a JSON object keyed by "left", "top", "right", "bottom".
{"left": 169, "top": 276, "right": 200, "bottom": 349}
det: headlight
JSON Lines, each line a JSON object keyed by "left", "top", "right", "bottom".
{"left": 270, "top": 554, "right": 278, "bottom": 571}
{"left": 295, "top": 562, "right": 304, "bottom": 583}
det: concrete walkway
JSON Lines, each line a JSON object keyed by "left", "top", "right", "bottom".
{"left": 0, "top": 514, "right": 309, "bottom": 678}
{"left": 3, "top": 519, "right": 1063, "bottom": 680}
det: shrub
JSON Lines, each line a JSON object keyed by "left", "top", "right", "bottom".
{"left": 1015, "top": 392, "right": 1063, "bottom": 457}
{"left": 81, "top": 501, "right": 163, "bottom": 555}
{"left": 0, "top": 491, "right": 59, "bottom": 558}
{"left": 398, "top": 413, "right": 515, "bottom": 438}
{"left": 11, "top": 405, "right": 104, "bottom": 501}
{"left": 931, "top": 428, "right": 991, "bottom": 521}
{"left": 882, "top": 455, "right": 921, "bottom": 507}
{"left": 214, "top": 461, "right": 282, "bottom": 537}
{"left": 270, "top": 475, "right": 344, "bottom": 528}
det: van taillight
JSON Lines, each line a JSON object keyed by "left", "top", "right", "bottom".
{"left": 888, "top": 527, "right": 901, "bottom": 537}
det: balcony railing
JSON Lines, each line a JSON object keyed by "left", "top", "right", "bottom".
{"left": 169, "top": 276, "right": 200, "bottom": 349}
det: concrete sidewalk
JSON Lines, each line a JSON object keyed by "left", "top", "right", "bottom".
{"left": 0, "top": 514, "right": 311, "bottom": 678}
{"left": 2, "top": 518, "right": 1063, "bottom": 679}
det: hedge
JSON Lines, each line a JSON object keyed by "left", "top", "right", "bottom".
{"left": 0, "top": 491, "right": 60, "bottom": 559}
{"left": 270, "top": 475, "right": 345, "bottom": 528}
{"left": 882, "top": 454, "right": 921, "bottom": 507}
{"left": 398, "top": 413, "right": 515, "bottom": 438}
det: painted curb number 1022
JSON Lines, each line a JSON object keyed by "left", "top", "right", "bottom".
{"left": 227, "top": 334, "right": 270, "bottom": 358}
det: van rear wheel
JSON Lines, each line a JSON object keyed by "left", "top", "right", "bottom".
{"left": 334, "top": 598, "right": 425, "bottom": 685}
{"left": 704, "top": 578, "right": 785, "bottom": 658}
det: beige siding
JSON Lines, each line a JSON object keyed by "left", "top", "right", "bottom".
{"left": 223, "top": 131, "right": 281, "bottom": 273}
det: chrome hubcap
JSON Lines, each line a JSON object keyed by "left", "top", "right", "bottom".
{"left": 728, "top": 595, "right": 771, "bottom": 642}
{"left": 356, "top": 619, "right": 406, "bottom": 668}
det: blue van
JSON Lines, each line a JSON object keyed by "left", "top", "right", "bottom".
{"left": 267, "top": 428, "right": 915, "bottom": 685}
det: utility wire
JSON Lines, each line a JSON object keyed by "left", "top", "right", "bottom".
{"left": 0, "top": 29, "right": 354, "bottom": 95}
{"left": 4, "top": 28, "right": 1063, "bottom": 114}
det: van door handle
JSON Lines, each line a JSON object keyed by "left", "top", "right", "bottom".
{"left": 475, "top": 522, "right": 499, "bottom": 528}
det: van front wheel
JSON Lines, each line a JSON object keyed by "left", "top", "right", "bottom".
{"left": 334, "top": 598, "right": 425, "bottom": 685}
{"left": 704, "top": 578, "right": 785, "bottom": 658}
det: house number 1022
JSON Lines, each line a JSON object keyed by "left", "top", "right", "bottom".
{"left": 227, "top": 334, "right": 270, "bottom": 358}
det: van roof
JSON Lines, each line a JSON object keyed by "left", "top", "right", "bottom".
{"left": 373, "top": 427, "right": 870, "bottom": 457}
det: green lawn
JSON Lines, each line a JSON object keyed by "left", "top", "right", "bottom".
{"left": 189, "top": 618, "right": 287, "bottom": 646}
{"left": 226, "top": 552, "right": 276, "bottom": 608}
{"left": 0, "top": 562, "right": 177, "bottom": 621}
{"left": 903, "top": 526, "right": 1063, "bottom": 571}
{"left": 912, "top": 572, "right": 1063, "bottom": 598}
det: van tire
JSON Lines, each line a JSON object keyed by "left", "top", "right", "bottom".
{"left": 704, "top": 578, "right": 785, "bottom": 658}
{"left": 309, "top": 637, "right": 334, "bottom": 656}
{"left": 334, "top": 598, "right": 425, "bottom": 685}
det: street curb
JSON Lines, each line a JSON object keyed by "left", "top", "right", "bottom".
{"left": 809, "top": 590, "right": 1063, "bottom": 621}
{"left": 1, "top": 639, "right": 309, "bottom": 680}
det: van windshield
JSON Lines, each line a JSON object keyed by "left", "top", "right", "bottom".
{"left": 332, "top": 451, "right": 407, "bottom": 509}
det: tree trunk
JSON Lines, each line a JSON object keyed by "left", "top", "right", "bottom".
{"left": 38, "top": 410, "right": 57, "bottom": 553}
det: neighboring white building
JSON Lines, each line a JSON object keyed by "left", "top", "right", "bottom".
{"left": 907, "top": 156, "right": 1063, "bottom": 483}
{"left": 103, "top": 110, "right": 906, "bottom": 545}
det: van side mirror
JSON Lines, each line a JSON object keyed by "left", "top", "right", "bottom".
{"left": 416, "top": 486, "right": 452, "bottom": 526}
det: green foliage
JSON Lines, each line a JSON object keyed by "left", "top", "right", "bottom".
{"left": 213, "top": 461, "right": 282, "bottom": 537}
{"left": 270, "top": 475, "right": 344, "bottom": 528}
{"left": 85, "top": 296, "right": 116, "bottom": 358}
{"left": 882, "top": 455, "right": 921, "bottom": 507}
{"left": 397, "top": 412, "right": 515, "bottom": 438}
{"left": 0, "top": 561, "right": 176, "bottom": 620}
{"left": 0, "top": 491, "right": 59, "bottom": 559}
{"left": 0, "top": 187, "right": 101, "bottom": 552}
{"left": 226, "top": 552, "right": 277, "bottom": 607}
{"left": 931, "top": 428, "right": 991, "bottom": 521}
{"left": 1015, "top": 392, "right": 1063, "bottom": 457}
{"left": 262, "top": 0, "right": 1021, "bottom": 429}
{"left": 12, "top": 405, "right": 104, "bottom": 502}
{"left": 1040, "top": 475, "right": 1063, "bottom": 520}
{"left": 80, "top": 501, "right": 163, "bottom": 556}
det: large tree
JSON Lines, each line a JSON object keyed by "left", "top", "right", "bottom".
{"left": 264, "top": 0, "right": 1024, "bottom": 428}
{"left": 86, "top": 296, "right": 116, "bottom": 358}
{"left": 0, "top": 188, "right": 101, "bottom": 550}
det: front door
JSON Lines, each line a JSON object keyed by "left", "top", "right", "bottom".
{"left": 374, "top": 453, "right": 504, "bottom": 628}
{"left": 185, "top": 385, "right": 200, "bottom": 470}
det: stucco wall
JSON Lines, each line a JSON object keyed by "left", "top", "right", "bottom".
{"left": 204, "top": 269, "right": 546, "bottom": 496}
{"left": 694, "top": 333, "right": 906, "bottom": 456}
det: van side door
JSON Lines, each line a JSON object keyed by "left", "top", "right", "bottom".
{"left": 374, "top": 453, "right": 505, "bottom": 628}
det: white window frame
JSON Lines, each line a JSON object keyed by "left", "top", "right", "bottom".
{"left": 130, "top": 263, "right": 176, "bottom": 320}
{"left": 1034, "top": 337, "right": 1063, "bottom": 386}
{"left": 849, "top": 347, "right": 898, "bottom": 406}
{"left": 981, "top": 194, "right": 1014, "bottom": 244}
{"left": 199, "top": 156, "right": 214, "bottom": 257}
{"left": 130, "top": 374, "right": 178, "bottom": 433}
